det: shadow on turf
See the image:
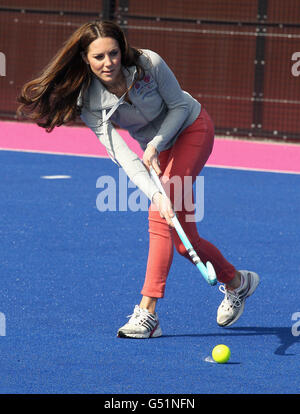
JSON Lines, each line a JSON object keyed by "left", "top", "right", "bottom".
{"left": 163, "top": 327, "right": 299, "bottom": 356}
{"left": 228, "top": 327, "right": 299, "bottom": 356}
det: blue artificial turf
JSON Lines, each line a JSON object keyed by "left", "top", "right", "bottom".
{"left": 0, "top": 150, "right": 299, "bottom": 394}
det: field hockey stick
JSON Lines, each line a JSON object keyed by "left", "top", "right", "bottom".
{"left": 150, "top": 167, "right": 217, "bottom": 286}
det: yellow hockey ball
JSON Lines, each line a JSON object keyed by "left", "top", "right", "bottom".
{"left": 212, "top": 344, "right": 231, "bottom": 363}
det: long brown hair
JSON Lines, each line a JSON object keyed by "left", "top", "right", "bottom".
{"left": 17, "top": 20, "right": 145, "bottom": 132}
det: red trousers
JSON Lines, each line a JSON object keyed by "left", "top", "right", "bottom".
{"left": 141, "top": 107, "right": 237, "bottom": 298}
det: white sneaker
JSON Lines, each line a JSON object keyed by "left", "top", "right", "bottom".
{"left": 117, "top": 305, "right": 162, "bottom": 339}
{"left": 217, "top": 270, "right": 260, "bottom": 327}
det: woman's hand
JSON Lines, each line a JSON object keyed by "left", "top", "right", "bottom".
{"left": 145, "top": 144, "right": 174, "bottom": 226}
{"left": 152, "top": 192, "right": 175, "bottom": 227}
{"left": 143, "top": 144, "right": 161, "bottom": 175}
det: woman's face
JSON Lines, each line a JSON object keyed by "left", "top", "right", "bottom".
{"left": 85, "top": 37, "right": 122, "bottom": 86}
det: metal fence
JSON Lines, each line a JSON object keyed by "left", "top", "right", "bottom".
{"left": 1, "top": 0, "right": 300, "bottom": 142}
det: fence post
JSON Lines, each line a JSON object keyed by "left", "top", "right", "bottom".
{"left": 116, "top": 0, "right": 129, "bottom": 33}
{"left": 252, "top": 0, "right": 268, "bottom": 134}
{"left": 102, "top": 0, "right": 116, "bottom": 21}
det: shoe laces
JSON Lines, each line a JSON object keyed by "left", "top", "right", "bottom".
{"left": 127, "top": 306, "right": 155, "bottom": 326}
{"left": 219, "top": 285, "right": 242, "bottom": 308}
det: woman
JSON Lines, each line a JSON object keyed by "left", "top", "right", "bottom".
{"left": 18, "top": 20, "right": 259, "bottom": 338}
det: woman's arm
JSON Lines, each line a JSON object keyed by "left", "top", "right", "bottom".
{"left": 80, "top": 106, "right": 160, "bottom": 201}
{"left": 144, "top": 50, "right": 189, "bottom": 153}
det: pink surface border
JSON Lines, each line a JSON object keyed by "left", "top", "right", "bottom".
{"left": 1, "top": 120, "right": 300, "bottom": 174}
